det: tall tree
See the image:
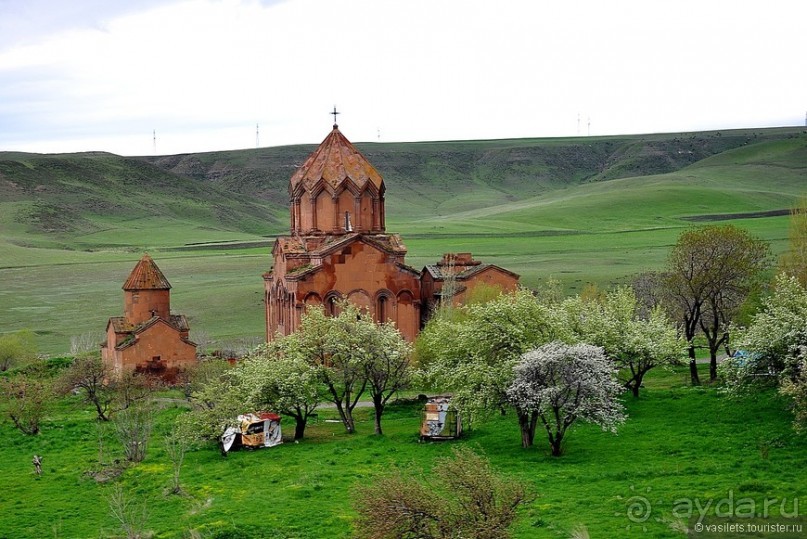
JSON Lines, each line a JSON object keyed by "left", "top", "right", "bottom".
{"left": 780, "top": 197, "right": 807, "bottom": 286}
{"left": 362, "top": 320, "right": 412, "bottom": 435}
{"left": 296, "top": 302, "right": 412, "bottom": 435}
{"left": 506, "top": 342, "right": 625, "bottom": 455}
{"left": 665, "top": 225, "right": 770, "bottom": 384}
{"left": 298, "top": 304, "right": 369, "bottom": 434}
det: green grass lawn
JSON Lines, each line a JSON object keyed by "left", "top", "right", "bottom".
{"left": 1, "top": 365, "right": 804, "bottom": 538}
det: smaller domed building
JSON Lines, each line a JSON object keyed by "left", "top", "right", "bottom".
{"left": 101, "top": 254, "right": 197, "bottom": 380}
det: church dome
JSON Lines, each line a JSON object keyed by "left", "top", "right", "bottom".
{"left": 289, "top": 125, "right": 384, "bottom": 194}
{"left": 123, "top": 253, "right": 172, "bottom": 291}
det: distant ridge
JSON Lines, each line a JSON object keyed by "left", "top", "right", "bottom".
{"left": 1, "top": 126, "right": 805, "bottom": 251}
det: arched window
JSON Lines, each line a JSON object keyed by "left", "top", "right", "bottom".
{"left": 378, "top": 295, "right": 388, "bottom": 323}
{"left": 324, "top": 292, "right": 342, "bottom": 317}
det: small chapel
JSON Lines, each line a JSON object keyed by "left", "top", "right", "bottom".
{"left": 101, "top": 254, "right": 197, "bottom": 379}
{"left": 264, "top": 120, "right": 519, "bottom": 341}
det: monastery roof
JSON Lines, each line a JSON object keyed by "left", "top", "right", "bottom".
{"left": 276, "top": 232, "right": 408, "bottom": 258}
{"left": 424, "top": 263, "right": 511, "bottom": 281}
{"left": 289, "top": 125, "right": 384, "bottom": 193}
{"left": 108, "top": 314, "right": 189, "bottom": 334}
{"left": 123, "top": 254, "right": 171, "bottom": 291}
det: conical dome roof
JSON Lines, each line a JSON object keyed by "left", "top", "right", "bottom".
{"left": 289, "top": 125, "right": 384, "bottom": 193}
{"left": 122, "top": 254, "right": 172, "bottom": 290}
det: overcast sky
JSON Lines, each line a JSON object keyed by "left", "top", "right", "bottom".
{"left": 1, "top": 0, "right": 805, "bottom": 156}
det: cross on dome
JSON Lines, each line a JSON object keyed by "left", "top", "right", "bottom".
{"left": 330, "top": 105, "right": 340, "bottom": 128}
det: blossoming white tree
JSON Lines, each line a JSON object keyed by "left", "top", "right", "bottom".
{"left": 726, "top": 273, "right": 807, "bottom": 430}
{"left": 506, "top": 342, "right": 626, "bottom": 455}
{"left": 292, "top": 302, "right": 412, "bottom": 435}
{"left": 420, "top": 287, "right": 568, "bottom": 422}
{"left": 564, "top": 287, "right": 684, "bottom": 397}
{"left": 238, "top": 338, "right": 323, "bottom": 441}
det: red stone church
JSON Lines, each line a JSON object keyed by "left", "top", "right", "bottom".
{"left": 264, "top": 123, "right": 519, "bottom": 341}
{"left": 101, "top": 254, "right": 197, "bottom": 378}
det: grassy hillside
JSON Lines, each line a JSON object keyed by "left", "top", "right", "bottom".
{"left": 1, "top": 127, "right": 806, "bottom": 354}
{"left": 0, "top": 152, "right": 282, "bottom": 251}
{"left": 145, "top": 127, "right": 803, "bottom": 222}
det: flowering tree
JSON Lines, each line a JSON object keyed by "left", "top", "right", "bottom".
{"left": 566, "top": 287, "right": 684, "bottom": 397}
{"left": 290, "top": 302, "right": 413, "bottom": 435}
{"left": 296, "top": 304, "right": 369, "bottom": 434}
{"left": 506, "top": 342, "right": 626, "bottom": 455}
{"left": 735, "top": 274, "right": 807, "bottom": 373}
{"left": 238, "top": 338, "right": 323, "bottom": 440}
{"left": 184, "top": 363, "right": 244, "bottom": 449}
{"left": 781, "top": 356, "right": 807, "bottom": 431}
{"left": 361, "top": 320, "right": 412, "bottom": 435}
{"left": 421, "top": 287, "right": 567, "bottom": 425}
{"left": 780, "top": 197, "right": 807, "bottom": 286}
{"left": 726, "top": 274, "right": 807, "bottom": 430}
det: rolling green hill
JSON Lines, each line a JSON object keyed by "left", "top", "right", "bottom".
{"left": 1, "top": 126, "right": 806, "bottom": 354}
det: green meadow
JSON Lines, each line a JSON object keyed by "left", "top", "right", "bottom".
{"left": 1, "top": 366, "right": 804, "bottom": 538}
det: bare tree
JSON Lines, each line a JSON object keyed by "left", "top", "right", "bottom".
{"left": 189, "top": 329, "right": 211, "bottom": 357}
{"left": 107, "top": 484, "right": 148, "bottom": 539}
{"left": 115, "top": 371, "right": 153, "bottom": 411}
{"left": 69, "top": 331, "right": 103, "bottom": 355}
{"left": 57, "top": 353, "right": 114, "bottom": 421}
{"left": 0, "top": 368, "right": 54, "bottom": 435}
{"left": 164, "top": 423, "right": 190, "bottom": 494}
{"left": 218, "top": 336, "right": 264, "bottom": 359}
{"left": 354, "top": 447, "right": 532, "bottom": 539}
{"left": 114, "top": 402, "right": 154, "bottom": 463}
